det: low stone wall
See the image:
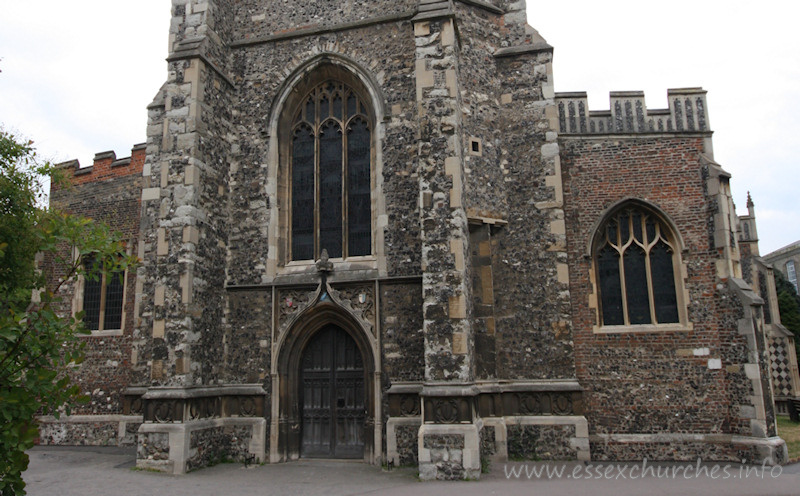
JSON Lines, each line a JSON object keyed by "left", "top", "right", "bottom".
{"left": 507, "top": 424, "right": 577, "bottom": 461}
{"left": 417, "top": 422, "right": 482, "bottom": 481}
{"left": 480, "top": 425, "right": 496, "bottom": 459}
{"left": 590, "top": 434, "right": 788, "bottom": 465}
{"left": 38, "top": 415, "right": 142, "bottom": 447}
{"left": 386, "top": 419, "right": 420, "bottom": 466}
{"left": 137, "top": 417, "right": 267, "bottom": 474}
{"left": 483, "top": 415, "right": 590, "bottom": 462}
{"left": 187, "top": 424, "right": 256, "bottom": 471}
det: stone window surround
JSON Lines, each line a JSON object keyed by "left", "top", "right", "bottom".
{"left": 265, "top": 54, "right": 388, "bottom": 278}
{"left": 70, "top": 247, "right": 129, "bottom": 337}
{"left": 287, "top": 80, "right": 373, "bottom": 262}
{"left": 468, "top": 136, "right": 482, "bottom": 157}
{"left": 587, "top": 199, "right": 692, "bottom": 334}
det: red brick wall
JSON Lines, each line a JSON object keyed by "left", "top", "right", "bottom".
{"left": 561, "top": 136, "right": 754, "bottom": 439}
{"left": 48, "top": 145, "right": 144, "bottom": 414}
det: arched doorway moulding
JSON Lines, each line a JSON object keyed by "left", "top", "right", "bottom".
{"left": 270, "top": 283, "right": 381, "bottom": 464}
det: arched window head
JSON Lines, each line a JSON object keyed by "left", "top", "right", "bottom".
{"left": 595, "top": 204, "right": 681, "bottom": 327}
{"left": 289, "top": 79, "right": 372, "bottom": 261}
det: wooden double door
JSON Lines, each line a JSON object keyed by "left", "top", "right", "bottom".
{"left": 300, "top": 325, "right": 366, "bottom": 458}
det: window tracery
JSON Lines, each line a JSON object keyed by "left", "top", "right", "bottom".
{"left": 289, "top": 80, "right": 372, "bottom": 261}
{"left": 595, "top": 205, "right": 681, "bottom": 327}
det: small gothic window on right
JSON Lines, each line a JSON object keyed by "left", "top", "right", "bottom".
{"left": 595, "top": 205, "right": 680, "bottom": 327}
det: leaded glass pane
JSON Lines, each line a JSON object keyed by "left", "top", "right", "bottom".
{"left": 606, "top": 221, "right": 618, "bottom": 246}
{"left": 650, "top": 241, "right": 679, "bottom": 323}
{"left": 320, "top": 95, "right": 330, "bottom": 120}
{"left": 319, "top": 120, "right": 343, "bottom": 258}
{"left": 624, "top": 245, "right": 651, "bottom": 324}
{"left": 292, "top": 125, "right": 315, "bottom": 260}
{"left": 104, "top": 271, "right": 124, "bottom": 330}
{"left": 347, "top": 118, "right": 371, "bottom": 256}
{"left": 333, "top": 94, "right": 343, "bottom": 120}
{"left": 82, "top": 256, "right": 102, "bottom": 331}
{"left": 347, "top": 93, "right": 357, "bottom": 119}
{"left": 619, "top": 212, "right": 630, "bottom": 243}
{"left": 598, "top": 245, "right": 624, "bottom": 326}
{"left": 305, "top": 98, "right": 315, "bottom": 122}
{"left": 632, "top": 212, "right": 643, "bottom": 243}
{"left": 646, "top": 218, "right": 657, "bottom": 242}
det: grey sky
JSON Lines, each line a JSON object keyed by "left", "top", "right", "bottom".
{"left": 1, "top": 1, "right": 797, "bottom": 253}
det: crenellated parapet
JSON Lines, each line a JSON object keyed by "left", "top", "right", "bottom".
{"left": 54, "top": 143, "right": 146, "bottom": 187}
{"left": 555, "top": 88, "right": 710, "bottom": 135}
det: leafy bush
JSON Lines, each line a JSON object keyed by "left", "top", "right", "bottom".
{"left": 0, "top": 130, "right": 137, "bottom": 495}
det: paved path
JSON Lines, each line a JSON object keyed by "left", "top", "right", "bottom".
{"left": 24, "top": 446, "right": 800, "bottom": 496}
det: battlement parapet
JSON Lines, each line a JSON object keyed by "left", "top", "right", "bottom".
{"left": 555, "top": 88, "right": 710, "bottom": 135}
{"left": 55, "top": 143, "right": 146, "bottom": 186}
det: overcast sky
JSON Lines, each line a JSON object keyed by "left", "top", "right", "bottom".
{"left": 1, "top": 1, "right": 797, "bottom": 254}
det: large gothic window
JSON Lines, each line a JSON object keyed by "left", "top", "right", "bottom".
{"left": 290, "top": 80, "right": 372, "bottom": 261}
{"left": 595, "top": 205, "right": 681, "bottom": 327}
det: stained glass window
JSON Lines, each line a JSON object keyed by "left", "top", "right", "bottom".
{"left": 290, "top": 80, "right": 372, "bottom": 261}
{"left": 595, "top": 205, "right": 681, "bottom": 326}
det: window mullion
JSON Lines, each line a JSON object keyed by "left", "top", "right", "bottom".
{"left": 616, "top": 216, "right": 630, "bottom": 326}
{"left": 98, "top": 273, "right": 107, "bottom": 332}
{"left": 314, "top": 102, "right": 321, "bottom": 260}
{"left": 644, "top": 246, "right": 657, "bottom": 324}
{"left": 342, "top": 120, "right": 348, "bottom": 259}
{"left": 643, "top": 219, "right": 657, "bottom": 325}
{"left": 618, "top": 247, "right": 629, "bottom": 326}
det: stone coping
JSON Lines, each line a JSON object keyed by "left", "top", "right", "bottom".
{"left": 493, "top": 42, "right": 553, "bottom": 58}
{"left": 420, "top": 384, "right": 480, "bottom": 397}
{"left": 123, "top": 387, "right": 149, "bottom": 395}
{"left": 388, "top": 380, "right": 584, "bottom": 394}
{"left": 475, "top": 380, "right": 583, "bottom": 393}
{"left": 141, "top": 385, "right": 267, "bottom": 400}
{"left": 591, "top": 433, "right": 786, "bottom": 446}
{"left": 38, "top": 414, "right": 143, "bottom": 423}
{"left": 387, "top": 383, "right": 424, "bottom": 394}
{"left": 559, "top": 131, "right": 713, "bottom": 139}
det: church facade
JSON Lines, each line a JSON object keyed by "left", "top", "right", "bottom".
{"left": 43, "top": 0, "right": 790, "bottom": 479}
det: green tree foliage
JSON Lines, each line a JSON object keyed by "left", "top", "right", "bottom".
{"left": 774, "top": 269, "right": 800, "bottom": 357}
{"left": 0, "top": 130, "right": 137, "bottom": 495}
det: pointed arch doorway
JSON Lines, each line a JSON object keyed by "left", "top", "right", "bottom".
{"left": 273, "top": 301, "right": 378, "bottom": 463}
{"left": 300, "top": 324, "right": 366, "bottom": 458}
